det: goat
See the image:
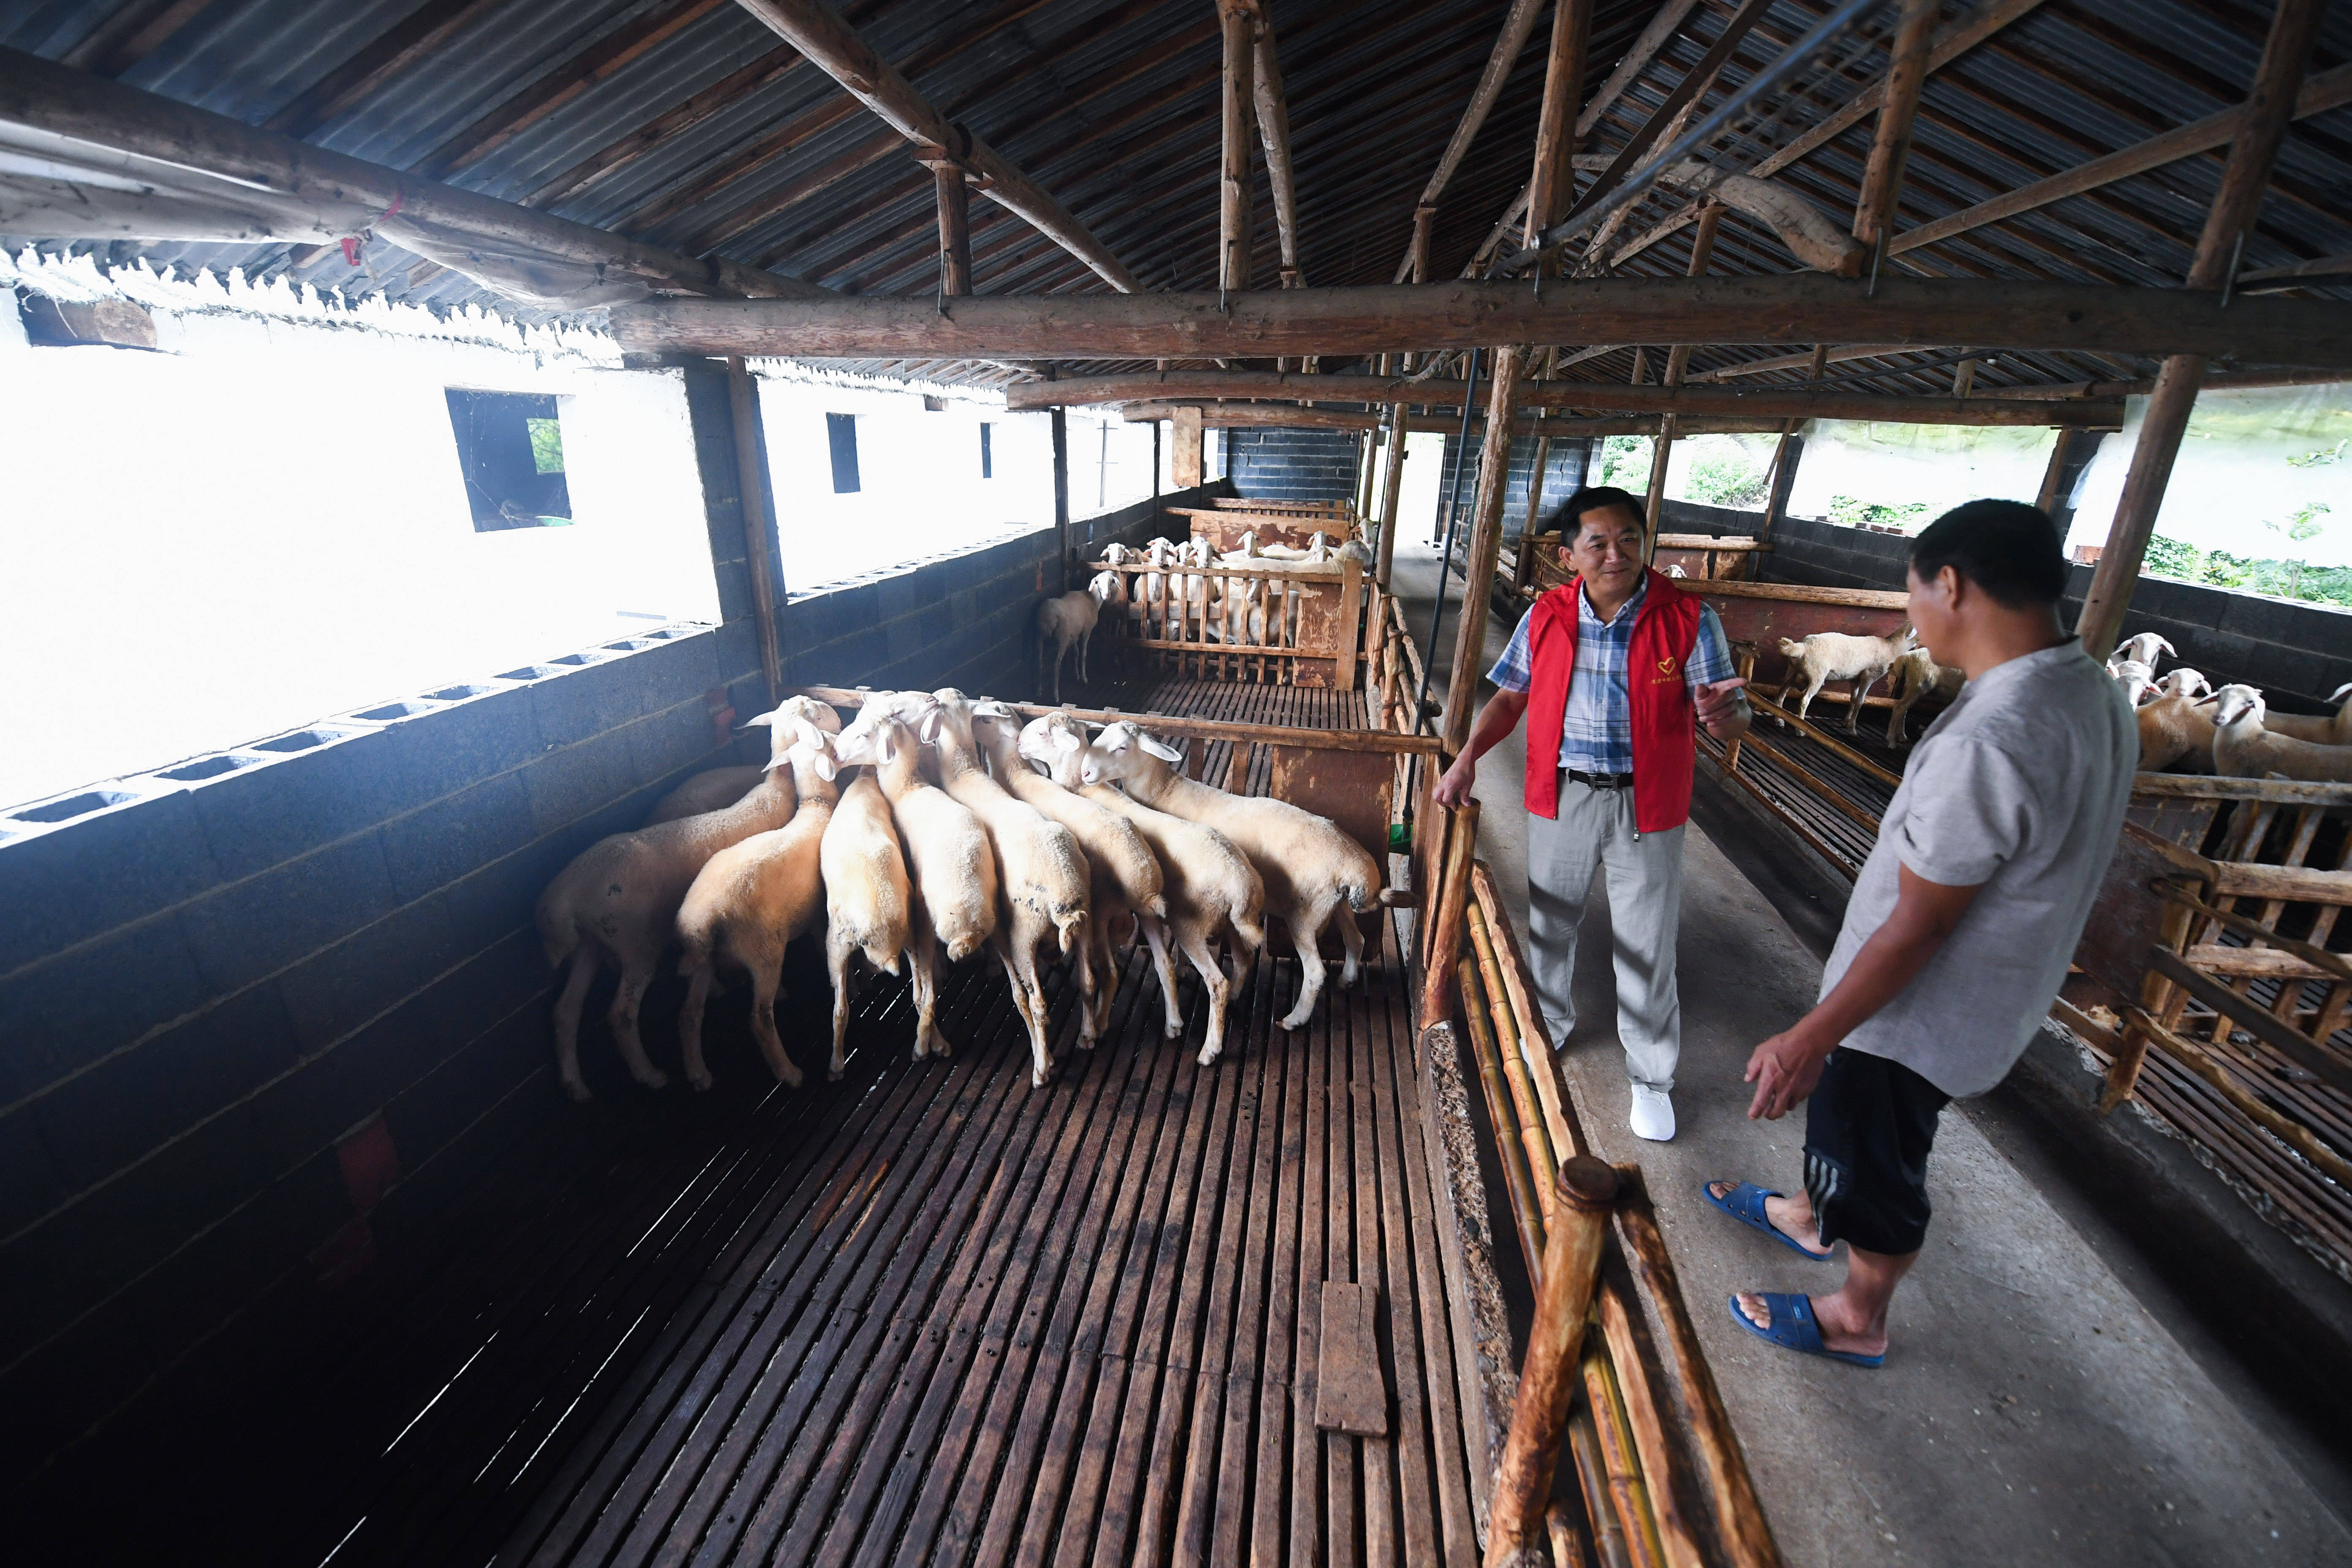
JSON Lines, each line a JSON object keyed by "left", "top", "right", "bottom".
{"left": 2151, "top": 668, "right": 2212, "bottom": 703}
{"left": 2210, "top": 685, "right": 2352, "bottom": 782}
{"left": 1884, "top": 645, "right": 1963, "bottom": 746}
{"left": 1775, "top": 627, "right": 1915, "bottom": 733}
{"left": 817, "top": 755, "right": 912, "bottom": 1081}
{"left": 2136, "top": 689, "right": 2218, "bottom": 772}
{"left": 2110, "top": 632, "right": 2175, "bottom": 670}
{"left": 2260, "top": 681, "right": 2352, "bottom": 744}
{"left": 1036, "top": 571, "right": 1120, "bottom": 702}
{"left": 645, "top": 763, "right": 769, "bottom": 826}
{"left": 2108, "top": 659, "right": 2158, "bottom": 708}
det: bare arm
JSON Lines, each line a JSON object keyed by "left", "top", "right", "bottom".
{"left": 1432, "top": 690, "right": 1529, "bottom": 807}
{"left": 1745, "top": 865, "right": 1983, "bottom": 1119}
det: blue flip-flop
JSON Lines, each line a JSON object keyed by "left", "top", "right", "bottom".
{"left": 1702, "top": 1181, "right": 1834, "bottom": 1261}
{"left": 1726, "top": 1292, "right": 1884, "bottom": 1368}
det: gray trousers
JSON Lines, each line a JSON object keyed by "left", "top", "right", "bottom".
{"left": 1524, "top": 776, "right": 1686, "bottom": 1091}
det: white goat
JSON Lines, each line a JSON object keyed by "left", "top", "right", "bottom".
{"left": 672, "top": 719, "right": 844, "bottom": 1091}
{"left": 817, "top": 757, "right": 912, "bottom": 1081}
{"left": 2210, "top": 685, "right": 2352, "bottom": 782}
{"left": 534, "top": 695, "right": 836, "bottom": 1101}
{"left": 835, "top": 705, "right": 991, "bottom": 1062}
{"left": 1138, "top": 537, "right": 1177, "bottom": 640}
{"left": 645, "top": 763, "right": 769, "bottom": 826}
{"left": 1079, "top": 720, "right": 1378, "bottom": 1032}
{"left": 2152, "top": 668, "right": 2213, "bottom": 702}
{"left": 1775, "top": 627, "right": 1915, "bottom": 733}
{"left": 923, "top": 691, "right": 1092, "bottom": 1085}
{"left": 2108, "top": 658, "right": 2158, "bottom": 708}
{"left": 2110, "top": 632, "right": 2175, "bottom": 670}
{"left": 2260, "top": 681, "right": 2352, "bottom": 744}
{"left": 1036, "top": 572, "right": 1119, "bottom": 702}
{"left": 1025, "top": 713, "right": 1266, "bottom": 1066}
{"left": 1884, "top": 645, "right": 1963, "bottom": 746}
{"left": 975, "top": 709, "right": 1168, "bottom": 1046}
{"left": 2135, "top": 689, "right": 2219, "bottom": 772}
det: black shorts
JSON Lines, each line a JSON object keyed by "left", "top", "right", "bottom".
{"left": 1803, "top": 1048, "right": 1951, "bottom": 1257}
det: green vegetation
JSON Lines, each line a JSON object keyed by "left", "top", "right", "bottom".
{"left": 2142, "top": 436, "right": 2350, "bottom": 608}
{"left": 1679, "top": 435, "right": 1772, "bottom": 508}
{"left": 1592, "top": 434, "right": 1651, "bottom": 495}
{"left": 1828, "top": 494, "right": 1931, "bottom": 531}
{"left": 528, "top": 416, "right": 565, "bottom": 474}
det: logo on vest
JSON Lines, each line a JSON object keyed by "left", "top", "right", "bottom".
{"left": 1655, "top": 655, "right": 1677, "bottom": 676}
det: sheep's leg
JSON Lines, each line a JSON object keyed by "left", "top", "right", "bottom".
{"left": 1142, "top": 914, "right": 1186, "bottom": 1040}
{"left": 1794, "top": 672, "right": 1828, "bottom": 727}
{"left": 1073, "top": 917, "right": 1100, "bottom": 1050}
{"left": 1004, "top": 926, "right": 1055, "bottom": 1085}
{"left": 1089, "top": 917, "right": 1119, "bottom": 1038}
{"left": 1337, "top": 906, "right": 1365, "bottom": 989}
{"left": 1278, "top": 906, "right": 1331, "bottom": 1032}
{"left": 748, "top": 957, "right": 804, "bottom": 1088}
{"left": 1078, "top": 625, "right": 1092, "bottom": 684}
{"left": 1179, "top": 922, "right": 1235, "bottom": 1067}
{"left": 827, "top": 932, "right": 855, "bottom": 1082}
{"left": 607, "top": 962, "right": 668, "bottom": 1090}
{"left": 1847, "top": 667, "right": 1884, "bottom": 734}
{"left": 678, "top": 964, "right": 717, "bottom": 1090}
{"left": 907, "top": 918, "right": 946, "bottom": 1060}
{"left": 553, "top": 946, "right": 598, "bottom": 1102}
{"left": 991, "top": 930, "right": 1040, "bottom": 1063}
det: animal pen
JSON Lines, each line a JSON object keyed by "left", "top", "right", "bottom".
{"left": 4, "top": 0, "right": 2352, "bottom": 1565}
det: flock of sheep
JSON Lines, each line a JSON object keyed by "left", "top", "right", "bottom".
{"left": 1033, "top": 529, "right": 1375, "bottom": 702}
{"left": 1767, "top": 621, "right": 2352, "bottom": 781}
{"left": 534, "top": 688, "right": 1384, "bottom": 1103}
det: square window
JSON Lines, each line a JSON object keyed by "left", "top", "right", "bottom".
{"left": 827, "top": 412, "right": 861, "bottom": 494}
{"left": 446, "top": 390, "right": 572, "bottom": 530}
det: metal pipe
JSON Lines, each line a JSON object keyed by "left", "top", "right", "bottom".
{"left": 1419, "top": 346, "right": 1483, "bottom": 719}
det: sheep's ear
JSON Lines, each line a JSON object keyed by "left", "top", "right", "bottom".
{"left": 2331, "top": 682, "right": 2352, "bottom": 704}
{"left": 812, "top": 749, "right": 838, "bottom": 781}
{"left": 878, "top": 728, "right": 898, "bottom": 763}
{"left": 1054, "top": 728, "right": 1082, "bottom": 752}
{"left": 974, "top": 700, "right": 1014, "bottom": 720}
{"left": 1140, "top": 734, "right": 1184, "bottom": 763}
{"left": 917, "top": 708, "right": 943, "bottom": 743}
{"left": 737, "top": 708, "right": 776, "bottom": 730}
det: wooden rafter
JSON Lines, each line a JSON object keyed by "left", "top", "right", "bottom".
{"left": 1389, "top": 0, "right": 1550, "bottom": 281}
{"left": 1246, "top": 0, "right": 1303, "bottom": 284}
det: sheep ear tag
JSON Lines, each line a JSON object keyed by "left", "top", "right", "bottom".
{"left": 1141, "top": 735, "right": 1184, "bottom": 763}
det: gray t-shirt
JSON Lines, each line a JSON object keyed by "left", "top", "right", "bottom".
{"left": 1820, "top": 641, "right": 2135, "bottom": 1096}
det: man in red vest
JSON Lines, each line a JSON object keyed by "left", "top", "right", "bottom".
{"left": 1434, "top": 487, "right": 1750, "bottom": 1141}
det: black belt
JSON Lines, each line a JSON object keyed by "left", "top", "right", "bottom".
{"left": 1565, "top": 768, "right": 1636, "bottom": 790}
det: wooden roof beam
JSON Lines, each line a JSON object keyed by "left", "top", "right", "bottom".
{"left": 731, "top": 0, "right": 1141, "bottom": 291}
{"left": 609, "top": 275, "right": 2352, "bottom": 366}
{"left": 1851, "top": 0, "right": 1938, "bottom": 252}
{"left": 1388, "top": 0, "right": 1550, "bottom": 282}
{"left": 1218, "top": 0, "right": 1255, "bottom": 293}
{"left": 1246, "top": 0, "right": 1303, "bottom": 285}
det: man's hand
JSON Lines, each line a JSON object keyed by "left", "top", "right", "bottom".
{"left": 1432, "top": 757, "right": 1477, "bottom": 808}
{"left": 1695, "top": 676, "right": 1749, "bottom": 738}
{"left": 1744, "top": 1026, "right": 1832, "bottom": 1120}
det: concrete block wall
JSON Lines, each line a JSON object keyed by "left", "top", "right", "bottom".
{"left": 1435, "top": 433, "right": 1594, "bottom": 538}
{"left": 0, "top": 401, "right": 1221, "bottom": 1475}
{"left": 1767, "top": 512, "right": 2352, "bottom": 713}
{"left": 1228, "top": 427, "right": 1361, "bottom": 504}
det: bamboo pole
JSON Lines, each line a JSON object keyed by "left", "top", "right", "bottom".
{"left": 1377, "top": 401, "right": 1409, "bottom": 585}
{"left": 724, "top": 356, "right": 784, "bottom": 702}
{"left": 1485, "top": 1155, "right": 1621, "bottom": 1568}
{"left": 1851, "top": 0, "right": 1938, "bottom": 253}
{"left": 1570, "top": 1404, "right": 1637, "bottom": 1568}
{"left": 1598, "top": 1278, "right": 1706, "bottom": 1568}
{"left": 1218, "top": 0, "right": 1256, "bottom": 293}
{"left": 1463, "top": 956, "right": 1549, "bottom": 1280}
{"left": 1468, "top": 901, "right": 1560, "bottom": 1205}
{"left": 1473, "top": 861, "right": 1587, "bottom": 1156}
{"left": 2075, "top": 0, "right": 2325, "bottom": 661}
{"left": 1443, "top": 347, "right": 1527, "bottom": 754}
{"left": 2035, "top": 426, "right": 2078, "bottom": 515}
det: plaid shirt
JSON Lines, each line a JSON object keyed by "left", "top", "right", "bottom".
{"left": 1489, "top": 577, "right": 1736, "bottom": 774}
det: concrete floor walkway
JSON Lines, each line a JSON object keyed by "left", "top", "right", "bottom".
{"left": 1389, "top": 542, "right": 2352, "bottom": 1566}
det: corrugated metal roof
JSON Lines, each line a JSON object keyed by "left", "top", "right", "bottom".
{"left": 1, "top": 0, "right": 2345, "bottom": 393}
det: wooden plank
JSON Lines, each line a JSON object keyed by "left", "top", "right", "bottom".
{"left": 2145, "top": 946, "right": 2352, "bottom": 1098}
{"left": 796, "top": 686, "right": 1442, "bottom": 754}
{"left": 1315, "top": 1280, "right": 1388, "bottom": 1437}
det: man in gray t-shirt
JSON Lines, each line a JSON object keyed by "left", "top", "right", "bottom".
{"left": 1705, "top": 501, "right": 2135, "bottom": 1368}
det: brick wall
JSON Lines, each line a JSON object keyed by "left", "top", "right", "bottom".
{"left": 1228, "top": 427, "right": 1361, "bottom": 503}
{"left": 0, "top": 362, "right": 1213, "bottom": 1475}
{"left": 1767, "top": 512, "right": 2352, "bottom": 714}
{"left": 1435, "top": 433, "right": 1594, "bottom": 538}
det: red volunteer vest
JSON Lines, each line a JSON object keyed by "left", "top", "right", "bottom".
{"left": 1523, "top": 568, "right": 1702, "bottom": 834}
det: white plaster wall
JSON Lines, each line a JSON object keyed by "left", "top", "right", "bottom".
{"left": 0, "top": 291, "right": 719, "bottom": 810}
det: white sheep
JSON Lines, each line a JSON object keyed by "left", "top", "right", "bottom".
{"left": 1138, "top": 537, "right": 1177, "bottom": 640}
{"left": 923, "top": 690, "right": 1092, "bottom": 1084}
{"left": 2108, "top": 658, "right": 2158, "bottom": 708}
{"left": 2210, "top": 685, "right": 2352, "bottom": 782}
{"left": 1024, "top": 713, "right": 1266, "bottom": 1066}
{"left": 817, "top": 756, "right": 912, "bottom": 1082}
{"left": 534, "top": 695, "right": 837, "bottom": 1101}
{"left": 2110, "top": 632, "right": 2175, "bottom": 670}
{"left": 1035, "top": 572, "right": 1119, "bottom": 702}
{"left": 644, "top": 763, "right": 769, "bottom": 826}
{"left": 2135, "top": 689, "right": 2219, "bottom": 773}
{"left": 2151, "top": 668, "right": 2212, "bottom": 702}
{"left": 672, "top": 721, "right": 842, "bottom": 1091}
{"left": 974, "top": 708, "right": 1168, "bottom": 1046}
{"left": 833, "top": 704, "right": 992, "bottom": 1062}
{"left": 1884, "top": 645, "right": 1963, "bottom": 746}
{"left": 1079, "top": 720, "right": 1378, "bottom": 1032}
{"left": 2260, "top": 681, "right": 2352, "bottom": 743}
{"left": 1775, "top": 627, "right": 1915, "bottom": 733}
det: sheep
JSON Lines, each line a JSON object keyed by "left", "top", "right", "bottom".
{"left": 1666, "top": 563, "right": 1689, "bottom": 579}
{"left": 1883, "top": 645, "right": 1963, "bottom": 745}
{"left": 1138, "top": 537, "right": 1177, "bottom": 639}
{"left": 971, "top": 707, "right": 1169, "bottom": 1045}
{"left": 2111, "top": 632, "right": 2175, "bottom": 670}
{"left": 923, "top": 690, "right": 1092, "bottom": 1085}
{"left": 1078, "top": 719, "right": 1378, "bottom": 1032}
{"left": 1036, "top": 572, "right": 1120, "bottom": 702}
{"left": 673, "top": 723, "right": 843, "bottom": 1091}
{"left": 534, "top": 695, "right": 837, "bottom": 1102}
{"left": 1775, "top": 627, "right": 1915, "bottom": 733}
{"left": 832, "top": 705, "right": 992, "bottom": 1063}
{"left": 1024, "top": 713, "right": 1266, "bottom": 1066}
{"left": 816, "top": 756, "right": 912, "bottom": 1082}
{"left": 644, "top": 763, "right": 770, "bottom": 826}
{"left": 2152, "top": 668, "right": 2212, "bottom": 702}
{"left": 1334, "top": 537, "right": 1373, "bottom": 567}
{"left": 2210, "top": 685, "right": 2352, "bottom": 782}
{"left": 1101, "top": 542, "right": 1138, "bottom": 566}
{"left": 2108, "top": 658, "right": 2157, "bottom": 708}
{"left": 2136, "top": 689, "right": 2219, "bottom": 772}
{"left": 2259, "top": 681, "right": 2352, "bottom": 744}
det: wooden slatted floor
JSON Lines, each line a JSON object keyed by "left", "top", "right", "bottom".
{"left": 1091, "top": 671, "right": 1369, "bottom": 734}
{"left": 53, "top": 914, "right": 1479, "bottom": 1567}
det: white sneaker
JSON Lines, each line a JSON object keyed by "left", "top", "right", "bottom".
{"left": 1628, "top": 1085, "right": 1676, "bottom": 1142}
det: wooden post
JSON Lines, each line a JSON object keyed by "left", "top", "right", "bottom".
{"left": 1952, "top": 355, "right": 1977, "bottom": 397}
{"left": 1356, "top": 427, "right": 1380, "bottom": 520}
{"left": 1247, "top": 0, "right": 1303, "bottom": 286}
{"left": 1851, "top": 0, "right": 1938, "bottom": 254}
{"left": 1517, "top": 434, "right": 1553, "bottom": 593}
{"left": 2035, "top": 426, "right": 2078, "bottom": 515}
{"left": 1377, "top": 402, "right": 1409, "bottom": 585}
{"left": 1172, "top": 405, "right": 1205, "bottom": 488}
{"left": 1219, "top": 0, "right": 1257, "bottom": 293}
{"left": 1646, "top": 202, "right": 1723, "bottom": 555}
{"left": 1443, "top": 347, "right": 1527, "bottom": 755}
{"left": 1337, "top": 553, "right": 1363, "bottom": 691}
{"left": 1484, "top": 1155, "right": 1621, "bottom": 1568}
{"left": 1421, "top": 800, "right": 1480, "bottom": 1024}
{"left": 2076, "top": 0, "right": 2324, "bottom": 660}
{"left": 1051, "top": 406, "right": 1071, "bottom": 586}
{"left": 1759, "top": 427, "right": 1797, "bottom": 537}
{"left": 1525, "top": 0, "right": 1594, "bottom": 242}
{"left": 722, "top": 356, "right": 785, "bottom": 702}
{"left": 930, "top": 155, "right": 971, "bottom": 296}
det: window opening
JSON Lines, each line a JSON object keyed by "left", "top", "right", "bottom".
{"left": 1098, "top": 418, "right": 1109, "bottom": 508}
{"left": 827, "top": 412, "right": 862, "bottom": 493}
{"left": 979, "top": 421, "right": 994, "bottom": 479}
{"left": 445, "top": 390, "right": 572, "bottom": 530}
